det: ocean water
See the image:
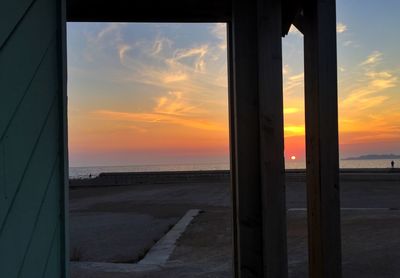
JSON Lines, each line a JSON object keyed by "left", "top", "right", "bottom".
{"left": 69, "top": 159, "right": 400, "bottom": 179}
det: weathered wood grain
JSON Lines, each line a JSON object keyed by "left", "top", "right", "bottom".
{"left": 303, "top": 0, "right": 342, "bottom": 277}
{"left": 257, "top": 0, "right": 288, "bottom": 276}
{"left": 230, "top": 0, "right": 263, "bottom": 276}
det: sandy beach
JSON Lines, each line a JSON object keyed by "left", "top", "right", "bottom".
{"left": 70, "top": 170, "right": 400, "bottom": 278}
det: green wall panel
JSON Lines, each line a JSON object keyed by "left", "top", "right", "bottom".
{"left": 0, "top": 45, "right": 58, "bottom": 227}
{"left": 43, "top": 227, "right": 62, "bottom": 278}
{"left": 0, "top": 0, "right": 57, "bottom": 138}
{"left": 0, "top": 104, "right": 59, "bottom": 277}
{"left": 18, "top": 167, "right": 61, "bottom": 277}
{"left": 0, "top": 0, "right": 66, "bottom": 276}
{"left": 0, "top": 0, "right": 35, "bottom": 48}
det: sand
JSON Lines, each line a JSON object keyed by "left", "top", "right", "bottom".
{"left": 70, "top": 170, "right": 400, "bottom": 278}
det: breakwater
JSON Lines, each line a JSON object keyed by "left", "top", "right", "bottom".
{"left": 69, "top": 169, "right": 400, "bottom": 188}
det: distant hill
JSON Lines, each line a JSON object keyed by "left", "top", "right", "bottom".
{"left": 343, "top": 154, "right": 400, "bottom": 160}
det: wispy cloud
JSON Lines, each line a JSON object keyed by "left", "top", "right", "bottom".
{"left": 343, "top": 40, "right": 352, "bottom": 47}
{"left": 338, "top": 51, "right": 399, "bottom": 144}
{"left": 118, "top": 44, "right": 131, "bottom": 62}
{"left": 341, "top": 51, "right": 397, "bottom": 112}
{"left": 94, "top": 109, "right": 225, "bottom": 132}
{"left": 168, "top": 45, "right": 209, "bottom": 72}
{"left": 336, "top": 22, "right": 347, "bottom": 33}
{"left": 342, "top": 40, "right": 360, "bottom": 48}
{"left": 210, "top": 23, "right": 226, "bottom": 40}
{"left": 151, "top": 37, "right": 173, "bottom": 56}
{"left": 78, "top": 23, "right": 131, "bottom": 65}
{"left": 74, "top": 23, "right": 229, "bottom": 99}
{"left": 284, "top": 125, "right": 305, "bottom": 137}
{"left": 162, "top": 72, "right": 188, "bottom": 83}
{"left": 360, "top": 51, "right": 383, "bottom": 66}
{"left": 341, "top": 70, "right": 396, "bottom": 110}
{"left": 284, "top": 72, "right": 304, "bottom": 94}
{"left": 92, "top": 90, "right": 225, "bottom": 132}
{"left": 96, "top": 23, "right": 126, "bottom": 41}
{"left": 210, "top": 23, "right": 227, "bottom": 50}
{"left": 340, "top": 111, "right": 400, "bottom": 143}
{"left": 154, "top": 91, "right": 202, "bottom": 116}
{"left": 284, "top": 107, "right": 299, "bottom": 114}
{"left": 283, "top": 64, "right": 290, "bottom": 75}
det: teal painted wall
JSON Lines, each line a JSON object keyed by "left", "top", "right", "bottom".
{"left": 0, "top": 0, "right": 67, "bottom": 277}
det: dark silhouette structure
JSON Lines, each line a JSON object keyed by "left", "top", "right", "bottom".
{"left": 1, "top": 0, "right": 340, "bottom": 277}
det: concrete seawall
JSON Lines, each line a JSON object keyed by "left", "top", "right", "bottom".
{"left": 69, "top": 169, "right": 400, "bottom": 187}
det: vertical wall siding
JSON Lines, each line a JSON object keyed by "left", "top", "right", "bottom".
{"left": 0, "top": 0, "right": 65, "bottom": 277}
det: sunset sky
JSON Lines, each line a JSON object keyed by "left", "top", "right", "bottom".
{"left": 67, "top": 0, "right": 400, "bottom": 167}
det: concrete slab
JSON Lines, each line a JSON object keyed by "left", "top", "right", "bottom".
{"left": 71, "top": 209, "right": 201, "bottom": 274}
{"left": 139, "top": 209, "right": 201, "bottom": 266}
{"left": 70, "top": 212, "right": 178, "bottom": 262}
{"left": 70, "top": 173, "right": 400, "bottom": 277}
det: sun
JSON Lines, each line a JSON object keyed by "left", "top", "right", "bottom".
{"left": 290, "top": 155, "right": 296, "bottom": 160}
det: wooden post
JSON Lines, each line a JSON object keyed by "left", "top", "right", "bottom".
{"left": 230, "top": 0, "right": 264, "bottom": 275}
{"left": 227, "top": 22, "right": 239, "bottom": 278}
{"left": 230, "top": 0, "right": 287, "bottom": 276}
{"left": 257, "top": 0, "right": 288, "bottom": 277}
{"left": 303, "top": 0, "right": 342, "bottom": 277}
{"left": 58, "top": 0, "right": 70, "bottom": 276}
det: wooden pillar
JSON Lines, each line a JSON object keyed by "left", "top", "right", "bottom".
{"left": 58, "top": 0, "right": 70, "bottom": 276}
{"left": 257, "top": 0, "right": 288, "bottom": 277}
{"left": 230, "top": 0, "right": 263, "bottom": 275}
{"left": 303, "top": 0, "right": 342, "bottom": 277}
{"left": 227, "top": 22, "right": 239, "bottom": 278}
{"left": 230, "top": 0, "right": 287, "bottom": 276}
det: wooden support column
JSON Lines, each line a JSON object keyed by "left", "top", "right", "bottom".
{"left": 227, "top": 22, "right": 239, "bottom": 278}
{"left": 303, "top": 0, "right": 342, "bottom": 277}
{"left": 230, "top": 0, "right": 287, "bottom": 276}
{"left": 257, "top": 0, "right": 288, "bottom": 277}
{"left": 230, "top": 0, "right": 263, "bottom": 275}
{"left": 58, "top": 0, "right": 70, "bottom": 276}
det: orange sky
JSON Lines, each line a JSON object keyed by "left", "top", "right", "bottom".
{"left": 67, "top": 5, "right": 400, "bottom": 167}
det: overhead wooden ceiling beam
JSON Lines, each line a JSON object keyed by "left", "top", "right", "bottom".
{"left": 66, "top": 0, "right": 232, "bottom": 22}
{"left": 292, "top": 10, "right": 305, "bottom": 34}
{"left": 67, "top": 0, "right": 304, "bottom": 38}
{"left": 282, "top": 0, "right": 304, "bottom": 36}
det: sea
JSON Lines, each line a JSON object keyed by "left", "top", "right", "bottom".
{"left": 69, "top": 159, "right": 400, "bottom": 179}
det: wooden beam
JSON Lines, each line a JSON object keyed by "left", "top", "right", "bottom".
{"left": 230, "top": 0, "right": 287, "bottom": 276}
{"left": 281, "top": 0, "right": 304, "bottom": 36}
{"left": 292, "top": 11, "right": 305, "bottom": 35}
{"left": 227, "top": 22, "right": 239, "bottom": 278}
{"left": 57, "top": 0, "right": 70, "bottom": 276}
{"left": 66, "top": 0, "right": 231, "bottom": 22}
{"left": 303, "top": 0, "right": 342, "bottom": 277}
{"left": 230, "top": 0, "right": 263, "bottom": 275}
{"left": 257, "top": 0, "right": 288, "bottom": 277}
